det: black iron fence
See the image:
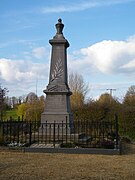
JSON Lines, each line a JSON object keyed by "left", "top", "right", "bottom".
{"left": 0, "top": 116, "right": 119, "bottom": 149}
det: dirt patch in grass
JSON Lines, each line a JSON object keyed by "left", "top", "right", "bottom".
{"left": 0, "top": 143, "right": 135, "bottom": 180}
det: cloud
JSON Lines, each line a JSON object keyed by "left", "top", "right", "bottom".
{"left": 32, "top": 47, "right": 47, "bottom": 59}
{"left": 121, "top": 59, "right": 135, "bottom": 68}
{"left": 0, "top": 46, "right": 51, "bottom": 96}
{"left": 0, "top": 58, "right": 49, "bottom": 95}
{"left": 41, "top": 0, "right": 135, "bottom": 13}
{"left": 0, "top": 58, "right": 49, "bottom": 82}
{"left": 69, "top": 35, "right": 135, "bottom": 75}
{"left": 0, "top": 39, "right": 42, "bottom": 49}
{"left": 22, "top": 46, "right": 50, "bottom": 61}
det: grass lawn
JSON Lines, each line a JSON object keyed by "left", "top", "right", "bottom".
{"left": 3, "top": 109, "right": 18, "bottom": 120}
{"left": 0, "top": 143, "right": 135, "bottom": 180}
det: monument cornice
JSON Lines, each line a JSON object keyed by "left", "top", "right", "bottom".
{"left": 49, "top": 39, "right": 69, "bottom": 47}
{"left": 44, "top": 91, "right": 72, "bottom": 96}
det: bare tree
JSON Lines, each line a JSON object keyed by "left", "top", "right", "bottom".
{"left": 68, "top": 72, "right": 89, "bottom": 110}
{"left": 125, "top": 85, "right": 135, "bottom": 96}
{"left": 69, "top": 72, "right": 88, "bottom": 96}
{"left": 123, "top": 85, "right": 135, "bottom": 105}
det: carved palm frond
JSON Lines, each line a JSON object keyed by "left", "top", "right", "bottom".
{"left": 51, "top": 58, "right": 64, "bottom": 81}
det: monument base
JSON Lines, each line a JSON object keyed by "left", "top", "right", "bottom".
{"left": 41, "top": 112, "right": 72, "bottom": 123}
{"left": 40, "top": 112, "right": 74, "bottom": 135}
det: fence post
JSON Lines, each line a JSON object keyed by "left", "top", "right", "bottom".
{"left": 18, "top": 116, "right": 20, "bottom": 121}
{"left": 29, "top": 122, "right": 32, "bottom": 146}
{"left": 9, "top": 120, "right": 12, "bottom": 143}
{"left": 62, "top": 121, "right": 63, "bottom": 144}
{"left": 115, "top": 114, "right": 119, "bottom": 149}
{"left": 45, "top": 121, "right": 47, "bottom": 144}
{"left": 0, "top": 122, "right": 4, "bottom": 144}
{"left": 53, "top": 121, "right": 55, "bottom": 148}
{"left": 17, "top": 122, "right": 20, "bottom": 143}
{"left": 66, "top": 116, "right": 67, "bottom": 144}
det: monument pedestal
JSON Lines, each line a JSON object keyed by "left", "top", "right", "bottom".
{"left": 41, "top": 112, "right": 72, "bottom": 123}
{"left": 41, "top": 91, "right": 72, "bottom": 124}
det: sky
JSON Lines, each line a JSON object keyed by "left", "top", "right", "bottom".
{"left": 0, "top": 0, "right": 135, "bottom": 102}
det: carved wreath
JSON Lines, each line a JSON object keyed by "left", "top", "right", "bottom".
{"left": 51, "top": 58, "right": 63, "bottom": 82}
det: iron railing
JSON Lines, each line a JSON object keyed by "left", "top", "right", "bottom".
{"left": 0, "top": 116, "right": 119, "bottom": 149}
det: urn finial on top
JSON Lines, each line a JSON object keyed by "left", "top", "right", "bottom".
{"left": 55, "top": 18, "right": 64, "bottom": 35}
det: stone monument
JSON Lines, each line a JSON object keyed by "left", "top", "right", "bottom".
{"left": 41, "top": 19, "right": 73, "bottom": 127}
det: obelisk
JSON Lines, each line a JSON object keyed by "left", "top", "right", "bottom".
{"left": 41, "top": 19, "right": 73, "bottom": 125}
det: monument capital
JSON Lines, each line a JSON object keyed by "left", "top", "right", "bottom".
{"left": 56, "top": 18, "right": 64, "bottom": 34}
{"left": 54, "top": 18, "right": 65, "bottom": 39}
